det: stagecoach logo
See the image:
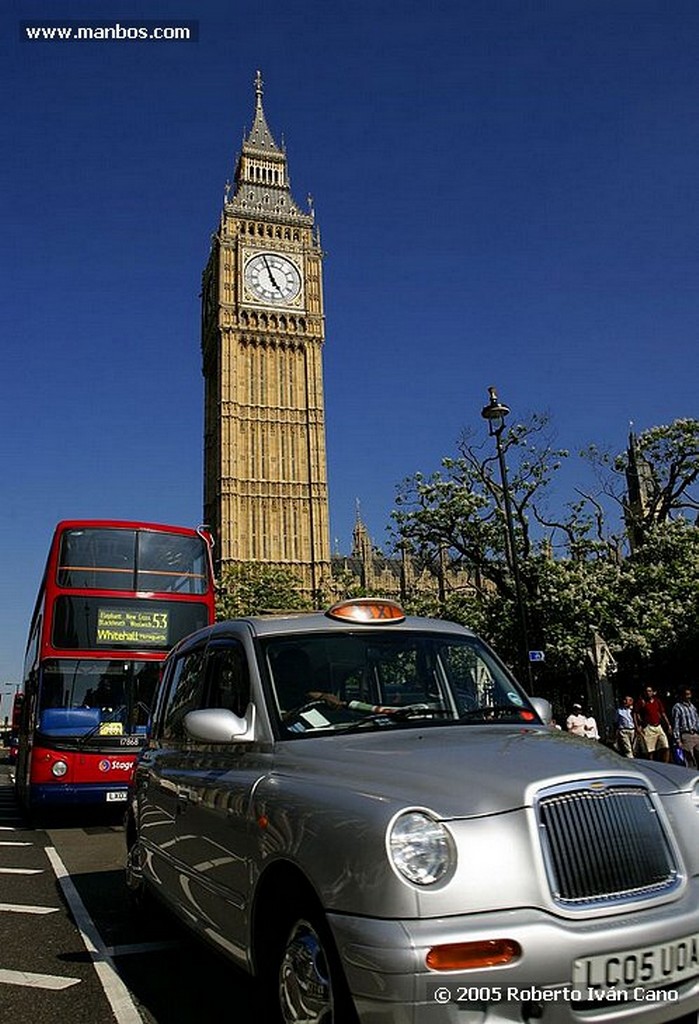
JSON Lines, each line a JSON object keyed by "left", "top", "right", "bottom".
{"left": 98, "top": 759, "right": 133, "bottom": 772}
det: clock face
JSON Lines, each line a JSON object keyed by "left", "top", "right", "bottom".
{"left": 244, "top": 253, "right": 302, "bottom": 305}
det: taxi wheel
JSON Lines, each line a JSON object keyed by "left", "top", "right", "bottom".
{"left": 269, "top": 905, "right": 358, "bottom": 1024}
{"left": 124, "top": 814, "right": 150, "bottom": 910}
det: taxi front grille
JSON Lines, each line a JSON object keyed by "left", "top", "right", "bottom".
{"left": 536, "top": 782, "right": 679, "bottom": 907}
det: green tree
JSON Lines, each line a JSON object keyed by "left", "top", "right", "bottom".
{"left": 612, "top": 520, "right": 699, "bottom": 681}
{"left": 587, "top": 418, "right": 699, "bottom": 548}
{"left": 330, "top": 563, "right": 368, "bottom": 601}
{"left": 391, "top": 416, "right": 699, "bottom": 693}
{"left": 216, "top": 563, "right": 311, "bottom": 619}
{"left": 391, "top": 414, "right": 575, "bottom": 668}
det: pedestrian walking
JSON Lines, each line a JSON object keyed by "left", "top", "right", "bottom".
{"left": 566, "top": 703, "right": 587, "bottom": 737}
{"left": 634, "top": 685, "right": 671, "bottom": 763}
{"left": 671, "top": 688, "right": 699, "bottom": 769}
{"left": 583, "top": 711, "right": 600, "bottom": 741}
{"left": 614, "top": 695, "right": 640, "bottom": 757}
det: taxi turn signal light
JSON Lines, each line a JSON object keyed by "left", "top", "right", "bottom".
{"left": 426, "top": 938, "right": 521, "bottom": 971}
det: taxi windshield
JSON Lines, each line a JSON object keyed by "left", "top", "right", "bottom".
{"left": 262, "top": 631, "right": 537, "bottom": 736}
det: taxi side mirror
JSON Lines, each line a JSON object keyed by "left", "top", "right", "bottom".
{"left": 184, "top": 706, "right": 256, "bottom": 743}
{"left": 529, "top": 697, "right": 552, "bottom": 726}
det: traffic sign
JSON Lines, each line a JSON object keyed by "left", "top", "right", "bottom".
{"left": 529, "top": 650, "right": 545, "bottom": 662}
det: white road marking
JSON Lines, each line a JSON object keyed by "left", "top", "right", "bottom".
{"left": 0, "top": 841, "right": 32, "bottom": 846}
{"left": 0, "top": 903, "right": 59, "bottom": 915}
{"left": 0, "top": 968, "right": 80, "bottom": 989}
{"left": 0, "top": 867, "right": 42, "bottom": 874}
{"left": 45, "top": 846, "right": 144, "bottom": 1024}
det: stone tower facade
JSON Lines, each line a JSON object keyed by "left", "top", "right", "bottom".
{"left": 202, "top": 73, "right": 331, "bottom": 597}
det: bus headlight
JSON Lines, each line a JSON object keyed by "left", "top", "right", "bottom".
{"left": 387, "top": 810, "right": 454, "bottom": 885}
{"left": 51, "top": 760, "right": 68, "bottom": 778}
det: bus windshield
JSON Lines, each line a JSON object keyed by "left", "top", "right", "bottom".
{"left": 36, "top": 659, "right": 159, "bottom": 741}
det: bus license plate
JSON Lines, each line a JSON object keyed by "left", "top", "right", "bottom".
{"left": 106, "top": 791, "right": 127, "bottom": 803}
{"left": 573, "top": 933, "right": 699, "bottom": 993}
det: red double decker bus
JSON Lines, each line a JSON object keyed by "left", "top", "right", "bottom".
{"left": 16, "top": 520, "right": 215, "bottom": 811}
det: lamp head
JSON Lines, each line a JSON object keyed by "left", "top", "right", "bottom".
{"left": 481, "top": 387, "right": 510, "bottom": 431}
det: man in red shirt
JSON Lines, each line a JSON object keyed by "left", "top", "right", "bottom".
{"left": 634, "top": 685, "right": 671, "bottom": 762}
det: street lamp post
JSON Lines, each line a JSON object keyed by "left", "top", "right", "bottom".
{"left": 481, "top": 386, "right": 534, "bottom": 691}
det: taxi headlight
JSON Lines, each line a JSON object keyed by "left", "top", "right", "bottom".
{"left": 51, "top": 760, "right": 68, "bottom": 778}
{"left": 388, "top": 810, "right": 454, "bottom": 885}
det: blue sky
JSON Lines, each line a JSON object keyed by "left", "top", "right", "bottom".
{"left": 2, "top": 0, "right": 698, "bottom": 682}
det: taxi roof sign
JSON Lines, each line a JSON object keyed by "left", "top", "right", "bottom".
{"left": 326, "top": 599, "right": 406, "bottom": 624}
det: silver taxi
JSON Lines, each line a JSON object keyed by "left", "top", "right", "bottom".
{"left": 125, "top": 599, "right": 699, "bottom": 1024}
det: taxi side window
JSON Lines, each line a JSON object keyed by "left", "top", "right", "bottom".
{"left": 205, "top": 643, "right": 250, "bottom": 719}
{"left": 161, "top": 648, "right": 206, "bottom": 742}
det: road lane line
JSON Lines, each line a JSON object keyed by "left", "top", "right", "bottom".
{"left": 0, "top": 841, "right": 32, "bottom": 846}
{"left": 0, "top": 867, "right": 42, "bottom": 874}
{"left": 0, "top": 903, "right": 59, "bottom": 914}
{"left": 45, "top": 846, "right": 144, "bottom": 1024}
{"left": 0, "top": 968, "right": 80, "bottom": 989}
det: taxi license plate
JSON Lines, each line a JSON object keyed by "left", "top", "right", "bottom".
{"left": 105, "top": 791, "right": 127, "bottom": 803}
{"left": 573, "top": 933, "right": 699, "bottom": 993}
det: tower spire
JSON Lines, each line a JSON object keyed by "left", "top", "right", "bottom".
{"left": 244, "top": 69, "right": 280, "bottom": 153}
{"left": 228, "top": 71, "right": 312, "bottom": 222}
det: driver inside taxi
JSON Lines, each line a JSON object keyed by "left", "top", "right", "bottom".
{"left": 271, "top": 646, "right": 396, "bottom": 720}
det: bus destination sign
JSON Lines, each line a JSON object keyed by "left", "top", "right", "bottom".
{"left": 96, "top": 608, "right": 169, "bottom": 647}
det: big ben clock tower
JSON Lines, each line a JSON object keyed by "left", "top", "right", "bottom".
{"left": 202, "top": 72, "right": 331, "bottom": 598}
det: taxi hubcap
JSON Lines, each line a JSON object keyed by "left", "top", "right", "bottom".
{"left": 279, "top": 919, "right": 332, "bottom": 1023}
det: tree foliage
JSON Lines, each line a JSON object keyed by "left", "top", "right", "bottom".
{"left": 216, "top": 563, "right": 311, "bottom": 619}
{"left": 391, "top": 416, "right": 699, "bottom": 693}
{"left": 587, "top": 418, "right": 699, "bottom": 548}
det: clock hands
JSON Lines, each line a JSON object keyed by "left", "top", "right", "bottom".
{"left": 262, "top": 254, "right": 283, "bottom": 294}
{"left": 247, "top": 253, "right": 299, "bottom": 302}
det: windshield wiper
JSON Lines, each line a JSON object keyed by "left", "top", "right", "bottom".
{"left": 340, "top": 712, "right": 404, "bottom": 733}
{"left": 459, "top": 704, "right": 528, "bottom": 721}
{"left": 340, "top": 705, "right": 452, "bottom": 733}
{"left": 78, "top": 705, "right": 127, "bottom": 745}
{"left": 393, "top": 705, "right": 452, "bottom": 720}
